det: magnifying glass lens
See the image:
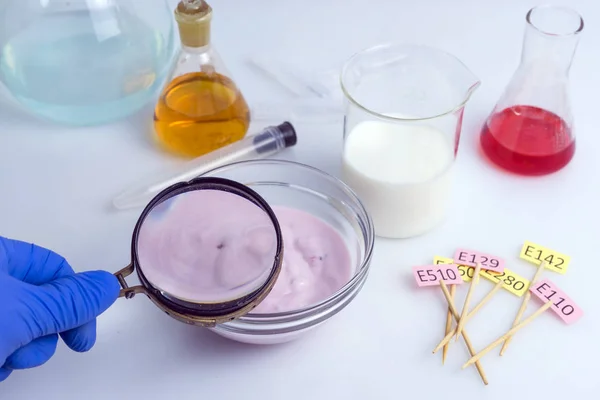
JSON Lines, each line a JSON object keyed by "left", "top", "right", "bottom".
{"left": 135, "top": 188, "right": 279, "bottom": 304}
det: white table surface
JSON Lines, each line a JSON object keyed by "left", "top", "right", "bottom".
{"left": 1, "top": 0, "right": 599, "bottom": 398}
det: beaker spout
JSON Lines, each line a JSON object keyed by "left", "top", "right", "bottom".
{"left": 420, "top": 45, "right": 481, "bottom": 115}
{"left": 340, "top": 43, "right": 480, "bottom": 120}
{"left": 445, "top": 59, "right": 480, "bottom": 115}
{"left": 459, "top": 71, "right": 481, "bottom": 105}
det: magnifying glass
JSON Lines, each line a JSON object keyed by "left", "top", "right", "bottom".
{"left": 114, "top": 176, "right": 284, "bottom": 327}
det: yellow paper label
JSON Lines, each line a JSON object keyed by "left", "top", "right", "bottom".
{"left": 479, "top": 268, "right": 530, "bottom": 297}
{"left": 434, "top": 256, "right": 474, "bottom": 282}
{"left": 434, "top": 255, "right": 529, "bottom": 296}
{"left": 434, "top": 256, "right": 453, "bottom": 265}
{"left": 519, "top": 241, "right": 570, "bottom": 274}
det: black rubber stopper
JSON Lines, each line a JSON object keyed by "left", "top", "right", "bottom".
{"left": 254, "top": 121, "right": 298, "bottom": 154}
{"left": 278, "top": 121, "right": 298, "bottom": 148}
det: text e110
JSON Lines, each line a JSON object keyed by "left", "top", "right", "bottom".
{"left": 413, "top": 265, "right": 464, "bottom": 287}
{"left": 529, "top": 279, "right": 583, "bottom": 324}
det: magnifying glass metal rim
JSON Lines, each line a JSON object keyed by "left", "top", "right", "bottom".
{"left": 115, "top": 176, "right": 284, "bottom": 328}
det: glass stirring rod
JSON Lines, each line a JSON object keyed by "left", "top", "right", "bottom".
{"left": 113, "top": 122, "right": 297, "bottom": 210}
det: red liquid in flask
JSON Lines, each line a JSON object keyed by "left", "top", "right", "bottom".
{"left": 480, "top": 105, "right": 575, "bottom": 175}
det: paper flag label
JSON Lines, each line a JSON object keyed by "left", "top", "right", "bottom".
{"left": 530, "top": 279, "right": 583, "bottom": 324}
{"left": 520, "top": 241, "right": 570, "bottom": 274}
{"left": 453, "top": 249, "right": 505, "bottom": 272}
{"left": 479, "top": 268, "right": 530, "bottom": 297}
{"left": 435, "top": 256, "right": 474, "bottom": 283}
{"left": 413, "top": 264, "right": 464, "bottom": 287}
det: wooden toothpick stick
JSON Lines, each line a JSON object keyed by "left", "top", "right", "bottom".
{"left": 466, "top": 279, "right": 504, "bottom": 320}
{"left": 442, "top": 284, "right": 456, "bottom": 364}
{"left": 499, "top": 261, "right": 547, "bottom": 356}
{"left": 434, "top": 279, "right": 503, "bottom": 354}
{"left": 455, "top": 263, "right": 481, "bottom": 341}
{"left": 439, "top": 281, "right": 488, "bottom": 385}
{"left": 462, "top": 300, "right": 553, "bottom": 369}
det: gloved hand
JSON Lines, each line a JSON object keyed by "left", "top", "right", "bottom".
{"left": 0, "top": 236, "right": 121, "bottom": 382}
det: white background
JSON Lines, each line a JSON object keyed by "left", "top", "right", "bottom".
{"left": 1, "top": 0, "right": 598, "bottom": 398}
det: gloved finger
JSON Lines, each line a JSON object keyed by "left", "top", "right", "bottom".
{"left": 25, "top": 271, "right": 120, "bottom": 339}
{"left": 0, "top": 367, "right": 11, "bottom": 382}
{"left": 3, "top": 335, "right": 59, "bottom": 370}
{"left": 0, "top": 237, "right": 75, "bottom": 284}
{"left": 59, "top": 320, "right": 97, "bottom": 352}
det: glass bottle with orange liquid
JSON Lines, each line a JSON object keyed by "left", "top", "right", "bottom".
{"left": 480, "top": 5, "right": 584, "bottom": 176}
{"left": 153, "top": 0, "right": 250, "bottom": 158}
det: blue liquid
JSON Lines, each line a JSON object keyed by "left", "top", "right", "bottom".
{"left": 0, "top": 10, "right": 175, "bottom": 126}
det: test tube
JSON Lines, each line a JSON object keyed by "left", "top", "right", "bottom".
{"left": 112, "top": 122, "right": 297, "bottom": 210}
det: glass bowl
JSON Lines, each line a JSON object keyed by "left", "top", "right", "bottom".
{"left": 200, "top": 160, "right": 374, "bottom": 344}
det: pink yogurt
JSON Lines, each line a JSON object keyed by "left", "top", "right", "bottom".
{"left": 254, "top": 206, "right": 353, "bottom": 313}
{"left": 137, "top": 189, "right": 279, "bottom": 303}
{"left": 136, "top": 189, "right": 353, "bottom": 313}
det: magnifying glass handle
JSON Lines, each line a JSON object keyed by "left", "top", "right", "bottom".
{"left": 115, "top": 264, "right": 145, "bottom": 299}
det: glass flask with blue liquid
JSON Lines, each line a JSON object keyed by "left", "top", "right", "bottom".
{"left": 0, "top": 0, "right": 177, "bottom": 126}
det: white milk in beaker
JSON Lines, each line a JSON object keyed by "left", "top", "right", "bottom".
{"left": 341, "top": 120, "right": 454, "bottom": 238}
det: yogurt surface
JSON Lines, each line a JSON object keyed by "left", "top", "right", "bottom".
{"left": 137, "top": 189, "right": 279, "bottom": 303}
{"left": 254, "top": 205, "right": 353, "bottom": 313}
{"left": 136, "top": 188, "right": 353, "bottom": 313}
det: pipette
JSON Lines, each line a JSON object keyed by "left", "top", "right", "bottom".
{"left": 113, "top": 122, "right": 297, "bottom": 210}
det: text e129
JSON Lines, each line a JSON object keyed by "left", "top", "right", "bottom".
{"left": 453, "top": 249, "right": 505, "bottom": 272}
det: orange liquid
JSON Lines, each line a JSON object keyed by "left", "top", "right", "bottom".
{"left": 153, "top": 72, "right": 250, "bottom": 158}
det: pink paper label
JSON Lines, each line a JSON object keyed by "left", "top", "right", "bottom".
{"left": 413, "top": 265, "right": 464, "bottom": 287}
{"left": 529, "top": 279, "right": 583, "bottom": 324}
{"left": 453, "top": 249, "right": 505, "bottom": 272}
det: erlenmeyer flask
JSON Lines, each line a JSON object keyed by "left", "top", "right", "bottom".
{"left": 480, "top": 5, "right": 584, "bottom": 176}
{"left": 0, "top": 0, "right": 177, "bottom": 126}
{"left": 153, "top": 0, "right": 250, "bottom": 158}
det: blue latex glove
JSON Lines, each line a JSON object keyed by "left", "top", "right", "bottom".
{"left": 0, "top": 236, "right": 121, "bottom": 382}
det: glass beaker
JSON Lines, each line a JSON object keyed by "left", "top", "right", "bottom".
{"left": 0, "top": 0, "right": 177, "bottom": 126}
{"left": 480, "top": 5, "right": 584, "bottom": 176}
{"left": 340, "top": 43, "right": 480, "bottom": 239}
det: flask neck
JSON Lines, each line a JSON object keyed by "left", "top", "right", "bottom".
{"left": 182, "top": 43, "right": 212, "bottom": 55}
{"left": 520, "top": 6, "right": 584, "bottom": 74}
